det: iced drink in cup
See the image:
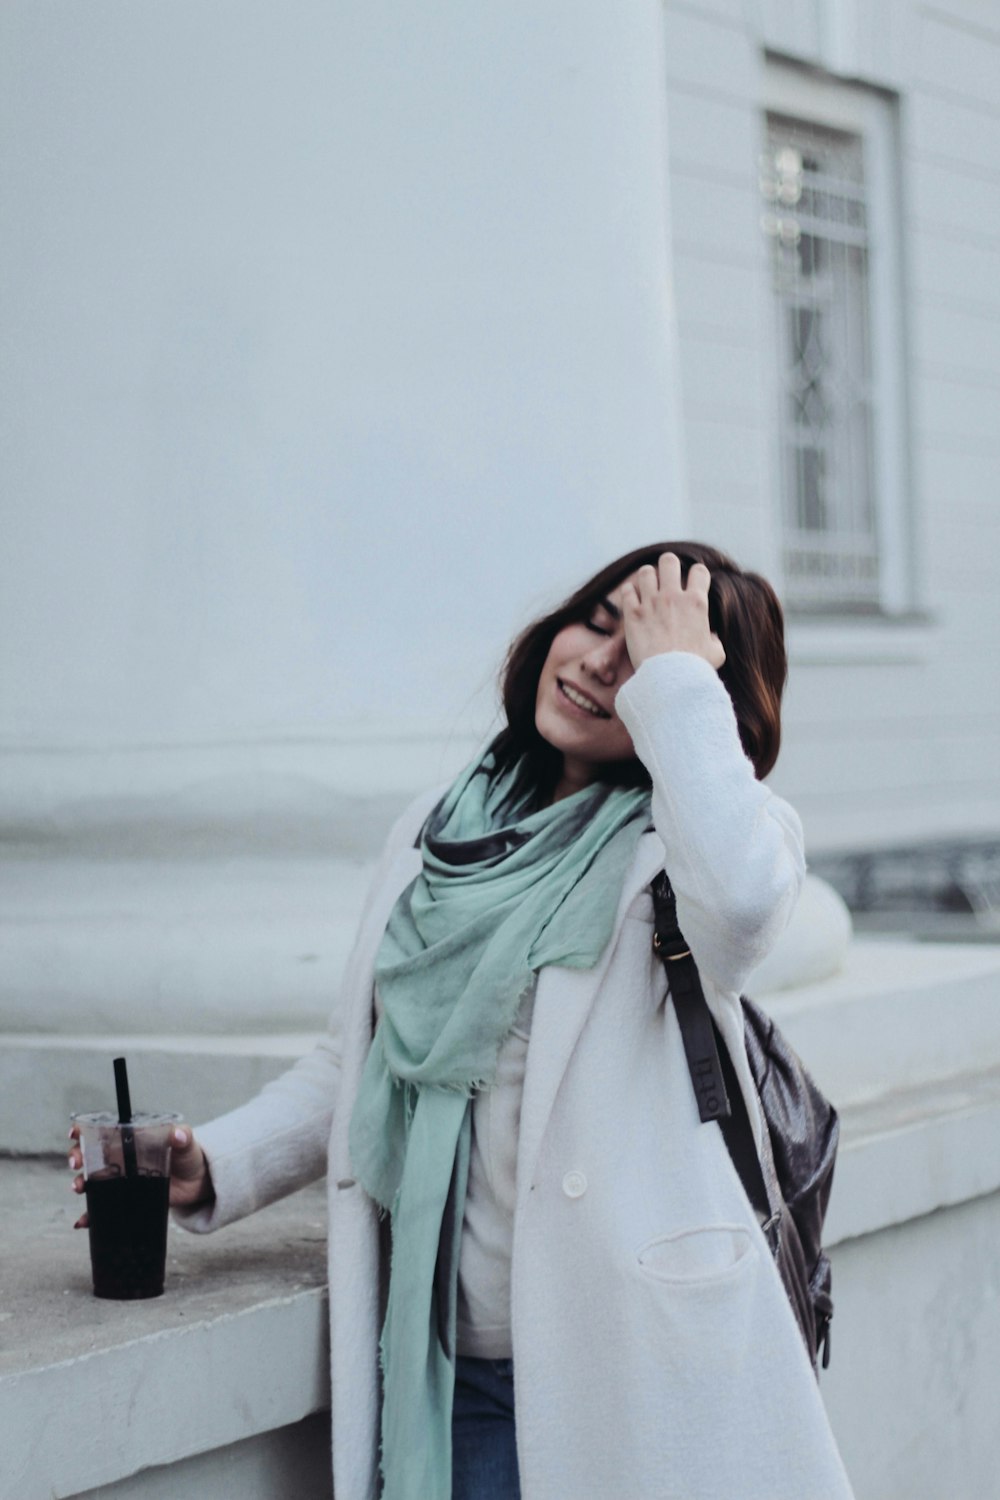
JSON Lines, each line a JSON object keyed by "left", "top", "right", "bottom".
{"left": 72, "top": 1111, "right": 181, "bottom": 1299}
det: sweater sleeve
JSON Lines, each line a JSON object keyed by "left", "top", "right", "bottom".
{"left": 174, "top": 782, "right": 448, "bottom": 1233}
{"left": 614, "top": 652, "right": 805, "bottom": 996}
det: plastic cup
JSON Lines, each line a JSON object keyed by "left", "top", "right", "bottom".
{"left": 72, "top": 1111, "right": 181, "bottom": 1300}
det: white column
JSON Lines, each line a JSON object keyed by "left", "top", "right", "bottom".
{"left": 0, "top": 0, "right": 689, "bottom": 1033}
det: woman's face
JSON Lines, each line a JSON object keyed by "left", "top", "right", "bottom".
{"left": 534, "top": 578, "right": 639, "bottom": 800}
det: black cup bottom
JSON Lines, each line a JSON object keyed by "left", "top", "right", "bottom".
{"left": 85, "top": 1174, "right": 169, "bottom": 1300}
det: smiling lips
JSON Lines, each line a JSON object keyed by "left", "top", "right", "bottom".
{"left": 558, "top": 679, "right": 611, "bottom": 719}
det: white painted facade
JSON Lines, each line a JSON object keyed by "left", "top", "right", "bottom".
{"left": 1, "top": 0, "right": 686, "bottom": 791}
{"left": 2, "top": 5, "right": 1000, "bottom": 1495}
{"left": 3, "top": 0, "right": 998, "bottom": 872}
{"left": 3, "top": 0, "right": 999, "bottom": 1032}
{"left": 662, "top": 0, "right": 1000, "bottom": 850}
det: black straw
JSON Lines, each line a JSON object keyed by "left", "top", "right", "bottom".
{"left": 113, "top": 1056, "right": 139, "bottom": 1178}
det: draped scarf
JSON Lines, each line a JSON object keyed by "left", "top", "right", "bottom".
{"left": 349, "top": 752, "right": 650, "bottom": 1499}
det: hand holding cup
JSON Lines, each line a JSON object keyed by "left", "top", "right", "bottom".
{"left": 68, "top": 1122, "right": 213, "bottom": 1230}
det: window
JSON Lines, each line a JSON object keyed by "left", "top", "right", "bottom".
{"left": 760, "top": 65, "right": 909, "bottom": 614}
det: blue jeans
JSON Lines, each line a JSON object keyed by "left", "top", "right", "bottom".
{"left": 452, "top": 1356, "right": 521, "bottom": 1500}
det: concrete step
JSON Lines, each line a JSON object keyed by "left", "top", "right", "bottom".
{"left": 6, "top": 1062, "right": 1000, "bottom": 1498}
{"left": 764, "top": 936, "right": 1000, "bottom": 1106}
{"left": 4, "top": 937, "right": 1000, "bottom": 1153}
{"left": 0, "top": 1162, "right": 331, "bottom": 1500}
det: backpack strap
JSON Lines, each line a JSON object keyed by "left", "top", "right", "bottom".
{"left": 650, "top": 872, "right": 731, "bottom": 1124}
{"left": 650, "top": 871, "right": 775, "bottom": 1238}
{"left": 714, "top": 1012, "right": 777, "bottom": 1238}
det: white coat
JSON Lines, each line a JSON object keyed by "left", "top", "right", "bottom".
{"left": 181, "top": 653, "right": 855, "bottom": 1500}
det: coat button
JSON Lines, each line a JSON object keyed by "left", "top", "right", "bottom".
{"left": 562, "top": 1170, "right": 587, "bottom": 1199}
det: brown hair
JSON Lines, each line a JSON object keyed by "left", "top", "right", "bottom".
{"left": 489, "top": 541, "right": 788, "bottom": 805}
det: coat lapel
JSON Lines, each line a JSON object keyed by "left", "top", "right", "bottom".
{"left": 515, "top": 831, "right": 665, "bottom": 1206}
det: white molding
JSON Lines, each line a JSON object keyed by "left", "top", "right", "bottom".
{"left": 786, "top": 613, "right": 936, "bottom": 664}
{"left": 0, "top": 730, "right": 484, "bottom": 838}
{"left": 654, "top": 12, "right": 694, "bottom": 537}
{"left": 818, "top": 0, "right": 863, "bottom": 80}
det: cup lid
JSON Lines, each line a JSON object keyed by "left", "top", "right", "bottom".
{"left": 71, "top": 1111, "right": 183, "bottom": 1127}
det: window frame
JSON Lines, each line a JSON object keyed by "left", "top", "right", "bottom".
{"left": 761, "top": 58, "right": 913, "bottom": 617}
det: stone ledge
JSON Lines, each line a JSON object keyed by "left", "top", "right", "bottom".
{"left": 761, "top": 937, "right": 1000, "bottom": 1247}
{"left": 6, "top": 937, "right": 1000, "bottom": 1157}
{"left": 827, "top": 1065, "right": 1000, "bottom": 1245}
{"left": 763, "top": 936, "right": 1000, "bottom": 1106}
{"left": 6, "top": 1292, "right": 329, "bottom": 1500}
{"left": 73, "top": 1413, "right": 334, "bottom": 1500}
{"left": 5, "top": 1048, "right": 1000, "bottom": 1497}
{"left": 0, "top": 1165, "right": 329, "bottom": 1500}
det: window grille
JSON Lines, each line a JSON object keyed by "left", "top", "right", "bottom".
{"left": 761, "top": 115, "right": 880, "bottom": 610}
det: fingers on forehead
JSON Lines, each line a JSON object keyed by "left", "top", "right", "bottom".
{"left": 657, "top": 552, "right": 712, "bottom": 589}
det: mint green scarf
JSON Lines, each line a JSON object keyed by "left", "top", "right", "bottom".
{"left": 348, "top": 752, "right": 650, "bottom": 1500}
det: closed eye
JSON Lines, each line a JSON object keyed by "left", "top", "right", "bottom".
{"left": 585, "top": 618, "right": 612, "bottom": 636}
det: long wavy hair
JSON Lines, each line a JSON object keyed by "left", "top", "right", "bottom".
{"left": 488, "top": 542, "right": 788, "bottom": 807}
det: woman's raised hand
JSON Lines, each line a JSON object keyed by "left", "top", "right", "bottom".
{"left": 68, "top": 1122, "right": 214, "bottom": 1229}
{"left": 621, "top": 553, "right": 726, "bottom": 672}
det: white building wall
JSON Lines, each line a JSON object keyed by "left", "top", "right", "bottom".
{"left": 2, "top": 0, "right": 702, "bottom": 1032}
{"left": 0, "top": 0, "right": 687, "bottom": 815}
{"left": 661, "top": 0, "right": 1000, "bottom": 851}
{"left": 3, "top": 0, "right": 998, "bottom": 870}
{"left": 2, "top": 5, "right": 999, "bottom": 985}
{"left": 663, "top": 2, "right": 781, "bottom": 578}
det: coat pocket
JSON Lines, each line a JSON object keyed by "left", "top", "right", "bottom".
{"left": 636, "top": 1224, "right": 755, "bottom": 1286}
{"left": 631, "top": 1224, "right": 761, "bottom": 1382}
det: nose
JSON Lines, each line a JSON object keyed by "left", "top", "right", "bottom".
{"left": 581, "top": 636, "right": 624, "bottom": 684}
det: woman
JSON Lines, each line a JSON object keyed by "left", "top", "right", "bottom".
{"left": 72, "top": 543, "right": 854, "bottom": 1500}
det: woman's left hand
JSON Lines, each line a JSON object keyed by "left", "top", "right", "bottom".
{"left": 621, "top": 553, "right": 726, "bottom": 672}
